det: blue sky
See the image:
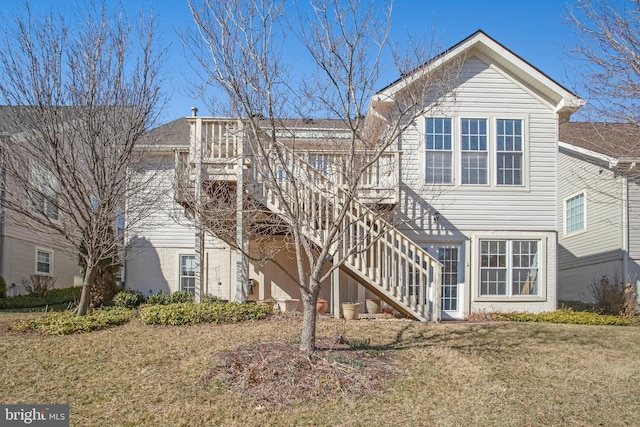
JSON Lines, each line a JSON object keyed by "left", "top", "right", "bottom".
{"left": 1, "top": 0, "right": 586, "bottom": 124}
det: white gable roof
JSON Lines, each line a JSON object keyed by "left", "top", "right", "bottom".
{"left": 374, "top": 30, "right": 585, "bottom": 118}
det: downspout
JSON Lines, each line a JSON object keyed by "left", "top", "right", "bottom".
{"left": 622, "top": 176, "right": 629, "bottom": 282}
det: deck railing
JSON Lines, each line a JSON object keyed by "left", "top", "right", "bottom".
{"left": 183, "top": 117, "right": 441, "bottom": 322}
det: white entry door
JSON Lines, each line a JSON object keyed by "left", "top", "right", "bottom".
{"left": 429, "top": 245, "right": 464, "bottom": 320}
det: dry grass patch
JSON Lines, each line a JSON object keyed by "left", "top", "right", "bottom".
{"left": 2, "top": 312, "right": 640, "bottom": 426}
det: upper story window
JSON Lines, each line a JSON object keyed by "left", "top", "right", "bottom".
{"left": 424, "top": 116, "right": 526, "bottom": 187}
{"left": 496, "top": 119, "right": 523, "bottom": 185}
{"left": 461, "top": 118, "right": 488, "bottom": 185}
{"left": 565, "top": 192, "right": 585, "bottom": 234}
{"left": 424, "top": 118, "right": 453, "bottom": 184}
{"left": 30, "top": 165, "right": 59, "bottom": 220}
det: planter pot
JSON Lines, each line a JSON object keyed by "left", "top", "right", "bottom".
{"left": 365, "top": 298, "right": 381, "bottom": 314}
{"left": 342, "top": 303, "right": 360, "bottom": 320}
{"left": 316, "top": 299, "right": 328, "bottom": 315}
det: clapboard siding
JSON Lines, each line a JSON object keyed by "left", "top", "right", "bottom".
{"left": 399, "top": 56, "right": 557, "bottom": 232}
{"left": 126, "top": 154, "right": 222, "bottom": 249}
{"left": 557, "top": 149, "right": 623, "bottom": 270}
{"left": 628, "top": 177, "right": 640, "bottom": 260}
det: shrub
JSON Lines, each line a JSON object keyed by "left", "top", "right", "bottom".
{"left": 490, "top": 308, "right": 632, "bottom": 326}
{"left": 21, "top": 274, "right": 56, "bottom": 297}
{"left": 0, "top": 276, "right": 6, "bottom": 299}
{"left": 140, "top": 301, "right": 274, "bottom": 326}
{"left": 590, "top": 273, "right": 637, "bottom": 317}
{"left": 11, "top": 308, "right": 135, "bottom": 335}
{"left": 112, "top": 290, "right": 146, "bottom": 309}
{"left": 0, "top": 287, "right": 81, "bottom": 310}
{"left": 146, "top": 290, "right": 194, "bottom": 305}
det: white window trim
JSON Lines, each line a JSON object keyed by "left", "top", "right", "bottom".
{"left": 421, "top": 114, "right": 529, "bottom": 190}
{"left": 472, "top": 234, "right": 547, "bottom": 302}
{"left": 459, "top": 117, "right": 489, "bottom": 186}
{"left": 35, "top": 247, "right": 53, "bottom": 276}
{"left": 563, "top": 190, "right": 587, "bottom": 236}
{"left": 495, "top": 118, "right": 525, "bottom": 187}
{"left": 178, "top": 254, "right": 196, "bottom": 294}
{"left": 424, "top": 117, "right": 454, "bottom": 185}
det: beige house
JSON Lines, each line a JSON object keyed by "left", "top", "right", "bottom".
{"left": 126, "top": 30, "right": 585, "bottom": 319}
{"left": 0, "top": 108, "right": 82, "bottom": 295}
{"left": 558, "top": 122, "right": 640, "bottom": 302}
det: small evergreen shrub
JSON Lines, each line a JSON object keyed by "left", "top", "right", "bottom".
{"left": 140, "top": 301, "right": 274, "bottom": 326}
{"left": 0, "top": 276, "right": 6, "bottom": 299}
{"left": 11, "top": 308, "right": 135, "bottom": 335}
{"left": 146, "top": 290, "right": 194, "bottom": 305}
{"left": 0, "top": 287, "right": 81, "bottom": 309}
{"left": 490, "top": 308, "right": 632, "bottom": 326}
{"left": 112, "top": 290, "right": 146, "bottom": 309}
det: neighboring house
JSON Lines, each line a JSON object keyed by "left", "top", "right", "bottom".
{"left": 0, "top": 107, "right": 82, "bottom": 295}
{"left": 126, "top": 30, "right": 585, "bottom": 319}
{"left": 558, "top": 122, "right": 640, "bottom": 302}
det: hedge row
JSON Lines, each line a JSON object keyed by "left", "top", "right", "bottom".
{"left": 11, "top": 308, "right": 136, "bottom": 335}
{"left": 139, "top": 301, "right": 274, "bottom": 325}
{"left": 490, "top": 308, "right": 632, "bottom": 326}
{"left": 0, "top": 287, "right": 82, "bottom": 309}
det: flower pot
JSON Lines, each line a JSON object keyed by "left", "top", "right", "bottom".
{"left": 316, "top": 299, "right": 328, "bottom": 315}
{"left": 342, "top": 302, "right": 360, "bottom": 320}
{"left": 365, "top": 298, "right": 381, "bottom": 314}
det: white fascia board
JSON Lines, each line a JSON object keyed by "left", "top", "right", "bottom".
{"left": 559, "top": 140, "right": 618, "bottom": 168}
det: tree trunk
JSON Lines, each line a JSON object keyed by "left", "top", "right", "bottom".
{"left": 299, "top": 288, "right": 318, "bottom": 354}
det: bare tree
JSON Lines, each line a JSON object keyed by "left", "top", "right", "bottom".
{"left": 0, "top": 2, "right": 165, "bottom": 315}
{"left": 184, "top": 0, "right": 459, "bottom": 353}
{"left": 567, "top": 0, "right": 640, "bottom": 125}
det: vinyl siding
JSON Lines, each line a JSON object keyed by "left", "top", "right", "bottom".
{"left": 399, "top": 56, "right": 558, "bottom": 233}
{"left": 557, "top": 149, "right": 623, "bottom": 270}
{"left": 1, "top": 236, "right": 82, "bottom": 295}
{"left": 628, "top": 177, "right": 640, "bottom": 260}
{"left": 126, "top": 155, "right": 222, "bottom": 249}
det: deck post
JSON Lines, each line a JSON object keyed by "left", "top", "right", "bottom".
{"left": 193, "top": 117, "right": 204, "bottom": 302}
{"left": 331, "top": 258, "right": 341, "bottom": 319}
{"left": 235, "top": 122, "right": 249, "bottom": 303}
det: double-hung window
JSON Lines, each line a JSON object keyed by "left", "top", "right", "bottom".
{"left": 30, "top": 166, "right": 59, "bottom": 220}
{"left": 36, "top": 249, "right": 53, "bottom": 275}
{"left": 425, "top": 118, "right": 453, "bottom": 184}
{"left": 480, "top": 239, "right": 539, "bottom": 297}
{"left": 461, "top": 118, "right": 488, "bottom": 185}
{"left": 496, "top": 119, "right": 523, "bottom": 185}
{"left": 565, "top": 192, "right": 585, "bottom": 234}
{"left": 180, "top": 255, "right": 196, "bottom": 294}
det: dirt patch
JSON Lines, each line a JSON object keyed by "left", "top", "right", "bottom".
{"left": 201, "top": 337, "right": 399, "bottom": 408}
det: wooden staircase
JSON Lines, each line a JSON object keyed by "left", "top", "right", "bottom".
{"left": 182, "top": 117, "right": 442, "bottom": 322}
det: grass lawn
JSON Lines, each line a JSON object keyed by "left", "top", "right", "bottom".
{"left": 2, "top": 311, "right": 639, "bottom": 426}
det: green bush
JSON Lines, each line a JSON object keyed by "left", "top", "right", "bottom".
{"left": 0, "top": 276, "right": 6, "bottom": 299}
{"left": 112, "top": 290, "right": 146, "bottom": 309}
{"left": 490, "top": 308, "right": 632, "bottom": 326}
{"left": 140, "top": 301, "right": 274, "bottom": 326}
{"left": 146, "top": 290, "right": 193, "bottom": 305}
{"left": 11, "top": 308, "right": 135, "bottom": 335}
{"left": 0, "top": 287, "right": 81, "bottom": 310}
